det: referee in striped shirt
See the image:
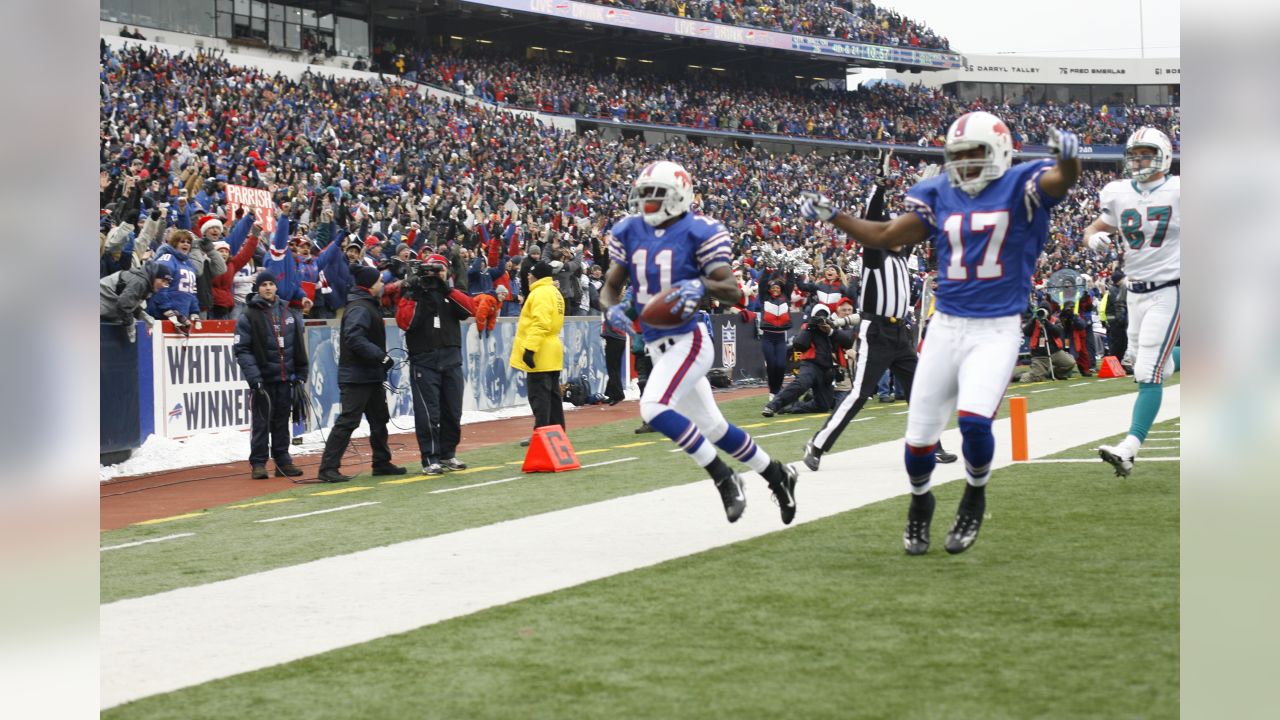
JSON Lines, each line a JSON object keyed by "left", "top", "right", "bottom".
{"left": 802, "top": 156, "right": 956, "bottom": 471}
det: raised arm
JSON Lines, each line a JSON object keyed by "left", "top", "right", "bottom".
{"left": 801, "top": 191, "right": 932, "bottom": 251}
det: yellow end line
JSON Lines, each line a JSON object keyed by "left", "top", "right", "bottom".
{"left": 379, "top": 465, "right": 503, "bottom": 485}
{"left": 310, "top": 486, "right": 376, "bottom": 496}
{"left": 614, "top": 441, "right": 656, "bottom": 448}
{"left": 229, "top": 498, "right": 295, "bottom": 509}
{"left": 133, "top": 511, "right": 205, "bottom": 526}
{"left": 575, "top": 448, "right": 612, "bottom": 456}
{"left": 739, "top": 422, "right": 769, "bottom": 428}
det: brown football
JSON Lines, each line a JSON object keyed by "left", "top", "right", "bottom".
{"left": 639, "top": 286, "right": 688, "bottom": 329}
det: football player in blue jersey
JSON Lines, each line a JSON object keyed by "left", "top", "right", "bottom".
{"left": 800, "top": 111, "right": 1082, "bottom": 555}
{"left": 599, "top": 160, "right": 800, "bottom": 525}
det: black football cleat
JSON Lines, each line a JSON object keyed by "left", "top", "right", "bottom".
{"left": 934, "top": 448, "right": 958, "bottom": 464}
{"left": 372, "top": 463, "right": 408, "bottom": 476}
{"left": 761, "top": 406, "right": 776, "bottom": 418}
{"left": 802, "top": 440, "right": 822, "bottom": 472}
{"left": 713, "top": 472, "right": 747, "bottom": 523}
{"left": 904, "top": 492, "right": 935, "bottom": 556}
{"left": 763, "top": 461, "right": 799, "bottom": 525}
{"left": 944, "top": 488, "right": 987, "bottom": 554}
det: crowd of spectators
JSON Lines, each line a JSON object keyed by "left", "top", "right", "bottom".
{"left": 581, "top": 0, "right": 952, "bottom": 51}
{"left": 417, "top": 49, "right": 1180, "bottom": 148}
{"left": 100, "top": 40, "right": 1134, "bottom": 333}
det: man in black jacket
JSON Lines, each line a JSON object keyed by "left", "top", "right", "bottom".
{"left": 316, "top": 264, "right": 407, "bottom": 483}
{"left": 395, "top": 254, "right": 477, "bottom": 475}
{"left": 762, "top": 305, "right": 854, "bottom": 417}
{"left": 233, "top": 272, "right": 308, "bottom": 479}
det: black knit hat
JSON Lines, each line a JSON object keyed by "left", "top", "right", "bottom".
{"left": 352, "top": 264, "right": 380, "bottom": 288}
{"left": 252, "top": 270, "right": 277, "bottom": 291}
{"left": 530, "top": 260, "right": 555, "bottom": 279}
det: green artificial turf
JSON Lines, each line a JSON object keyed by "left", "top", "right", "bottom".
{"left": 104, "top": 420, "right": 1179, "bottom": 720}
{"left": 101, "top": 375, "right": 1169, "bottom": 603}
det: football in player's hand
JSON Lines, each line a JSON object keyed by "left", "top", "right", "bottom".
{"left": 640, "top": 286, "right": 690, "bottom": 328}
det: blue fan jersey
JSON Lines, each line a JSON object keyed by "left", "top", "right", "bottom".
{"left": 905, "top": 159, "right": 1062, "bottom": 318}
{"left": 608, "top": 212, "right": 734, "bottom": 341}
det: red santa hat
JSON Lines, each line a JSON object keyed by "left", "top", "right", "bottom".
{"left": 195, "top": 215, "right": 224, "bottom": 237}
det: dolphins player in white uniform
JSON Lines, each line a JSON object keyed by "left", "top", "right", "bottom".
{"left": 1084, "top": 127, "right": 1180, "bottom": 476}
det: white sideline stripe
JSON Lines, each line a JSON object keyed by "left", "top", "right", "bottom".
{"left": 255, "top": 502, "right": 380, "bottom": 523}
{"left": 100, "top": 387, "right": 1179, "bottom": 710}
{"left": 100, "top": 533, "right": 195, "bottom": 552}
{"left": 1069, "top": 382, "right": 1091, "bottom": 387}
{"left": 892, "top": 410, "right": 909, "bottom": 415}
{"left": 1149, "top": 430, "right": 1179, "bottom": 435}
{"left": 429, "top": 477, "right": 523, "bottom": 494}
{"left": 1142, "top": 444, "right": 1180, "bottom": 449}
{"left": 1031, "top": 387, "right": 1058, "bottom": 393}
{"left": 854, "top": 417, "right": 875, "bottom": 422}
{"left": 580, "top": 457, "right": 638, "bottom": 469}
{"left": 1020, "top": 457, "right": 1181, "bottom": 464}
{"left": 754, "top": 428, "right": 808, "bottom": 439}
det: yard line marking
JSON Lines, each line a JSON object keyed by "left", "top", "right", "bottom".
{"left": 774, "top": 417, "right": 812, "bottom": 424}
{"left": 133, "top": 512, "right": 204, "bottom": 526}
{"left": 505, "top": 461, "right": 523, "bottom": 465}
{"left": 580, "top": 457, "right": 639, "bottom": 469}
{"left": 310, "top": 486, "right": 375, "bottom": 497}
{"left": 1020, "top": 457, "right": 1180, "bottom": 464}
{"left": 854, "top": 417, "right": 875, "bottom": 422}
{"left": 1141, "top": 444, "right": 1179, "bottom": 449}
{"left": 892, "top": 410, "right": 909, "bottom": 415}
{"left": 256, "top": 502, "right": 381, "bottom": 523}
{"left": 755, "top": 428, "right": 808, "bottom": 439}
{"left": 1069, "top": 382, "right": 1091, "bottom": 387}
{"left": 1031, "top": 387, "right": 1058, "bottom": 394}
{"left": 575, "top": 448, "right": 612, "bottom": 456}
{"left": 229, "top": 498, "right": 294, "bottom": 510}
{"left": 1149, "top": 430, "right": 1179, "bottom": 435}
{"left": 101, "top": 533, "right": 195, "bottom": 552}
{"left": 614, "top": 441, "right": 656, "bottom": 448}
{"left": 429, "top": 477, "right": 524, "bottom": 494}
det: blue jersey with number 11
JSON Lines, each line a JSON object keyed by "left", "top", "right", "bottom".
{"left": 904, "top": 159, "right": 1061, "bottom": 318}
{"left": 607, "top": 212, "right": 734, "bottom": 341}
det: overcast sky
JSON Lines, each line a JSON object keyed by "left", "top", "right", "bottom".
{"left": 875, "top": 0, "right": 1180, "bottom": 57}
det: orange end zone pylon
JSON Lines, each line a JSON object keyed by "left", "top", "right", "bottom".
{"left": 1008, "top": 396, "right": 1029, "bottom": 462}
{"left": 522, "top": 425, "right": 581, "bottom": 473}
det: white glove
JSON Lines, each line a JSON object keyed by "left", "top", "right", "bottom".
{"left": 799, "top": 191, "right": 837, "bottom": 222}
{"left": 125, "top": 322, "right": 137, "bottom": 344}
{"left": 1087, "top": 231, "right": 1113, "bottom": 253}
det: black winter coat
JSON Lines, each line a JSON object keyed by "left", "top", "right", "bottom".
{"left": 234, "top": 295, "right": 309, "bottom": 385}
{"left": 338, "top": 287, "right": 388, "bottom": 384}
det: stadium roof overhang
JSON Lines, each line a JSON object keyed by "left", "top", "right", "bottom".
{"left": 369, "top": 0, "right": 961, "bottom": 79}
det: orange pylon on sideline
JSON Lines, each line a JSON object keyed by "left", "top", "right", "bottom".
{"left": 522, "top": 425, "right": 581, "bottom": 473}
{"left": 1008, "top": 396, "right": 1029, "bottom": 461}
{"left": 1097, "top": 356, "right": 1126, "bottom": 379}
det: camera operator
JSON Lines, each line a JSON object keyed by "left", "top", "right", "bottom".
{"left": 762, "top": 305, "right": 854, "bottom": 417}
{"left": 1018, "top": 304, "right": 1077, "bottom": 382}
{"left": 395, "top": 253, "right": 477, "bottom": 475}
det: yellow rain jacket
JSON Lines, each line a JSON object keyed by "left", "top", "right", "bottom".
{"left": 509, "top": 276, "right": 565, "bottom": 372}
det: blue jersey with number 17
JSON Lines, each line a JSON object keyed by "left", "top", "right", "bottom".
{"left": 607, "top": 212, "right": 734, "bottom": 342}
{"left": 905, "top": 159, "right": 1061, "bottom": 318}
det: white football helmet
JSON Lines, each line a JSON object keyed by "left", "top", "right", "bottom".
{"left": 629, "top": 160, "right": 694, "bottom": 226}
{"left": 943, "top": 111, "right": 1014, "bottom": 196}
{"left": 1124, "top": 127, "right": 1173, "bottom": 181}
